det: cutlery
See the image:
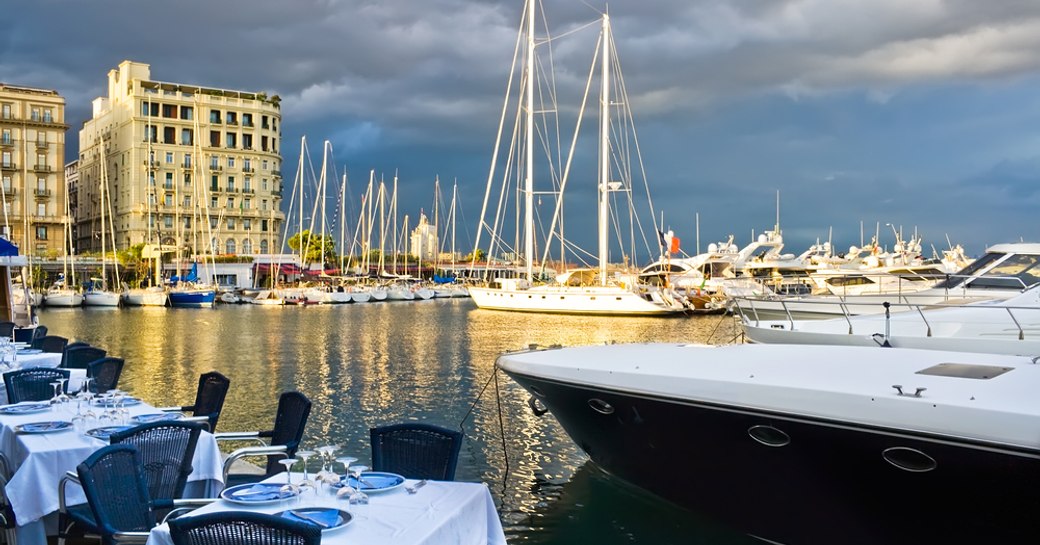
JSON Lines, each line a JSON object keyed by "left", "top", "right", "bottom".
{"left": 290, "top": 510, "right": 331, "bottom": 528}
{"left": 232, "top": 487, "right": 279, "bottom": 497}
{"left": 406, "top": 479, "right": 428, "bottom": 494}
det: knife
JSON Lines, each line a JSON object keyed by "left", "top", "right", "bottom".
{"left": 290, "top": 510, "right": 331, "bottom": 528}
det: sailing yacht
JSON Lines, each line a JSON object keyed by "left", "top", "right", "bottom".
{"left": 468, "top": 3, "right": 685, "bottom": 315}
{"left": 82, "top": 139, "right": 124, "bottom": 307}
{"left": 45, "top": 162, "right": 82, "bottom": 307}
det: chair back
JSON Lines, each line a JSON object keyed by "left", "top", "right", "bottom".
{"left": 29, "top": 325, "right": 48, "bottom": 348}
{"left": 13, "top": 327, "right": 33, "bottom": 344}
{"left": 77, "top": 444, "right": 154, "bottom": 541}
{"left": 63, "top": 345, "right": 107, "bottom": 369}
{"left": 192, "top": 371, "right": 230, "bottom": 431}
{"left": 0, "top": 323, "right": 14, "bottom": 339}
{"left": 38, "top": 335, "right": 68, "bottom": 354}
{"left": 370, "top": 423, "right": 464, "bottom": 481}
{"left": 87, "top": 357, "right": 124, "bottom": 394}
{"left": 264, "top": 391, "right": 311, "bottom": 475}
{"left": 110, "top": 421, "right": 203, "bottom": 503}
{"left": 66, "top": 341, "right": 90, "bottom": 350}
{"left": 168, "top": 511, "right": 321, "bottom": 545}
{"left": 3, "top": 367, "right": 70, "bottom": 403}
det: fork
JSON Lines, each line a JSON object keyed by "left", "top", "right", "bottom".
{"left": 406, "top": 479, "right": 428, "bottom": 494}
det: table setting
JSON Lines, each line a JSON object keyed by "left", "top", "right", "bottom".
{"left": 0, "top": 388, "right": 224, "bottom": 545}
{"left": 146, "top": 443, "right": 506, "bottom": 545}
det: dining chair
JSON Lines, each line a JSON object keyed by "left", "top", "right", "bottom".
{"left": 168, "top": 511, "right": 321, "bottom": 545}
{"left": 217, "top": 391, "right": 311, "bottom": 486}
{"left": 370, "top": 422, "right": 464, "bottom": 481}
{"left": 13, "top": 326, "right": 34, "bottom": 343}
{"left": 65, "top": 341, "right": 90, "bottom": 350}
{"left": 69, "top": 444, "right": 210, "bottom": 545}
{"left": 86, "top": 357, "right": 125, "bottom": 393}
{"left": 161, "top": 371, "right": 230, "bottom": 432}
{"left": 3, "top": 367, "right": 70, "bottom": 403}
{"left": 29, "top": 324, "right": 48, "bottom": 347}
{"left": 38, "top": 334, "right": 69, "bottom": 354}
{"left": 62, "top": 345, "right": 107, "bottom": 369}
{"left": 0, "top": 322, "right": 14, "bottom": 339}
{"left": 59, "top": 421, "right": 204, "bottom": 543}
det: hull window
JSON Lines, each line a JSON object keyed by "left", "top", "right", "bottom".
{"left": 748, "top": 425, "right": 791, "bottom": 447}
{"left": 882, "top": 447, "right": 937, "bottom": 473}
{"left": 587, "top": 398, "right": 615, "bottom": 415}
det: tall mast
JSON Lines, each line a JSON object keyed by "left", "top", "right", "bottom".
{"left": 339, "top": 172, "right": 347, "bottom": 274}
{"left": 597, "top": 13, "right": 611, "bottom": 285}
{"left": 523, "top": 0, "right": 535, "bottom": 282}
{"left": 297, "top": 136, "right": 306, "bottom": 266}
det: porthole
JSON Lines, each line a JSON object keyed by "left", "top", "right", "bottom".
{"left": 528, "top": 385, "right": 545, "bottom": 398}
{"left": 882, "top": 447, "right": 937, "bottom": 473}
{"left": 588, "top": 398, "right": 614, "bottom": 415}
{"left": 748, "top": 425, "right": 790, "bottom": 447}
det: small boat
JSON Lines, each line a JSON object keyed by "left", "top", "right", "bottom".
{"left": 498, "top": 341, "right": 1040, "bottom": 545}
{"left": 43, "top": 286, "right": 82, "bottom": 307}
{"left": 250, "top": 290, "right": 284, "bottom": 306}
{"left": 168, "top": 285, "right": 216, "bottom": 308}
{"left": 217, "top": 292, "right": 240, "bottom": 304}
{"left": 124, "top": 286, "right": 169, "bottom": 307}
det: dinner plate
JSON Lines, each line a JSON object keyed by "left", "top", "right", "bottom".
{"left": 0, "top": 402, "right": 51, "bottom": 415}
{"left": 15, "top": 420, "right": 72, "bottom": 434}
{"left": 336, "top": 471, "right": 406, "bottom": 493}
{"left": 131, "top": 412, "right": 182, "bottom": 424}
{"left": 17, "top": 348, "right": 43, "bottom": 355}
{"left": 93, "top": 397, "right": 143, "bottom": 407}
{"left": 85, "top": 425, "right": 134, "bottom": 440}
{"left": 277, "top": 508, "right": 353, "bottom": 532}
{"left": 220, "top": 482, "right": 299, "bottom": 505}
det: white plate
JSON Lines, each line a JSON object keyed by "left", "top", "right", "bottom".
{"left": 15, "top": 420, "right": 73, "bottom": 434}
{"left": 277, "top": 508, "right": 353, "bottom": 533}
{"left": 220, "top": 482, "right": 298, "bottom": 505}
{"left": 0, "top": 402, "right": 51, "bottom": 415}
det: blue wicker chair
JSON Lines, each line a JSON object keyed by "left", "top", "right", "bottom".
{"left": 29, "top": 324, "right": 47, "bottom": 346}
{"left": 217, "top": 391, "right": 311, "bottom": 486}
{"left": 37, "top": 335, "right": 68, "bottom": 354}
{"left": 87, "top": 357, "right": 125, "bottom": 394}
{"left": 59, "top": 421, "right": 205, "bottom": 543}
{"left": 0, "top": 322, "right": 14, "bottom": 339}
{"left": 3, "top": 367, "right": 70, "bottom": 403}
{"left": 370, "top": 422, "right": 464, "bottom": 481}
{"left": 168, "top": 511, "right": 321, "bottom": 545}
{"left": 161, "top": 371, "right": 230, "bottom": 432}
{"left": 13, "top": 327, "right": 34, "bottom": 343}
{"left": 71, "top": 444, "right": 209, "bottom": 545}
{"left": 62, "top": 345, "right": 107, "bottom": 369}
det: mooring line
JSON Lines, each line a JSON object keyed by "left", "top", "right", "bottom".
{"left": 458, "top": 364, "right": 511, "bottom": 490}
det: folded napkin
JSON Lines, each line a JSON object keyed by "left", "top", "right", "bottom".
{"left": 133, "top": 413, "right": 181, "bottom": 423}
{"left": 347, "top": 473, "right": 403, "bottom": 490}
{"left": 20, "top": 421, "right": 70, "bottom": 432}
{"left": 0, "top": 401, "right": 49, "bottom": 412}
{"left": 229, "top": 483, "right": 286, "bottom": 501}
{"left": 284, "top": 508, "right": 342, "bottom": 528}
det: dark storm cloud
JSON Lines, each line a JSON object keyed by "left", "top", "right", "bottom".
{"left": 5, "top": 0, "right": 1040, "bottom": 257}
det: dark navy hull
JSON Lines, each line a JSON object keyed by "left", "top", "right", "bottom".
{"left": 504, "top": 370, "right": 1040, "bottom": 545}
{"left": 168, "top": 290, "right": 216, "bottom": 308}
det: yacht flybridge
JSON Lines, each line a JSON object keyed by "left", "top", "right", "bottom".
{"left": 498, "top": 342, "right": 1040, "bottom": 545}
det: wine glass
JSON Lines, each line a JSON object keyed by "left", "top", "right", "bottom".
{"left": 296, "top": 449, "right": 316, "bottom": 488}
{"left": 278, "top": 457, "right": 301, "bottom": 497}
{"left": 334, "top": 456, "right": 358, "bottom": 500}
{"left": 49, "top": 381, "right": 63, "bottom": 406}
{"left": 348, "top": 465, "right": 370, "bottom": 505}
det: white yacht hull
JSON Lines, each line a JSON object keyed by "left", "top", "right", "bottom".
{"left": 44, "top": 291, "right": 83, "bottom": 307}
{"left": 469, "top": 284, "right": 685, "bottom": 315}
{"left": 124, "top": 289, "right": 169, "bottom": 307}
{"left": 83, "top": 291, "right": 122, "bottom": 307}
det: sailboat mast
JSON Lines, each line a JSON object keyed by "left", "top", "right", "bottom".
{"left": 339, "top": 172, "right": 347, "bottom": 274}
{"left": 99, "top": 140, "right": 107, "bottom": 286}
{"left": 523, "top": 0, "right": 535, "bottom": 282}
{"left": 598, "top": 13, "right": 611, "bottom": 286}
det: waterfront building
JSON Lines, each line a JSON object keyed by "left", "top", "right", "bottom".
{"left": 77, "top": 60, "right": 286, "bottom": 257}
{"left": 410, "top": 212, "right": 438, "bottom": 262}
{"left": 64, "top": 160, "right": 78, "bottom": 251}
{"left": 0, "top": 83, "right": 68, "bottom": 256}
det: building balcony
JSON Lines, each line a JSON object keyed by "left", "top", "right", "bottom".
{"left": 210, "top": 165, "right": 223, "bottom": 172}
{"left": 0, "top": 139, "right": 12, "bottom": 147}
{"left": 243, "top": 121, "right": 254, "bottom": 128}
{"left": 271, "top": 190, "right": 282, "bottom": 198}
{"left": 272, "top": 170, "right": 281, "bottom": 177}
{"left": 144, "top": 160, "right": 160, "bottom": 169}
{"left": 34, "top": 164, "right": 52, "bottom": 172}
{"left": 1, "top": 163, "right": 15, "bottom": 170}
{"left": 242, "top": 166, "right": 254, "bottom": 173}
{"left": 36, "top": 141, "right": 49, "bottom": 149}
{"left": 226, "top": 188, "right": 238, "bottom": 193}
{"left": 1, "top": 188, "right": 15, "bottom": 199}
{"left": 34, "top": 188, "right": 52, "bottom": 197}
{"left": 226, "top": 120, "right": 238, "bottom": 126}
{"left": 242, "top": 188, "right": 255, "bottom": 194}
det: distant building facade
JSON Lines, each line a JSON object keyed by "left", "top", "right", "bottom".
{"left": 77, "top": 60, "right": 285, "bottom": 256}
{"left": 64, "top": 160, "right": 78, "bottom": 252}
{"left": 410, "top": 213, "right": 438, "bottom": 262}
{"left": 0, "top": 83, "right": 68, "bottom": 256}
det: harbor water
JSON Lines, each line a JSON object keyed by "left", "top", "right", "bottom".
{"left": 39, "top": 300, "right": 758, "bottom": 544}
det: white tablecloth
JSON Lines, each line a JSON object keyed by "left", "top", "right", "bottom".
{"left": 0, "top": 400, "right": 224, "bottom": 545}
{"left": 0, "top": 351, "right": 72, "bottom": 405}
{"left": 147, "top": 472, "right": 507, "bottom": 545}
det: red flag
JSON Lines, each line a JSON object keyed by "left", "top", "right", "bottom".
{"left": 669, "top": 235, "right": 681, "bottom": 254}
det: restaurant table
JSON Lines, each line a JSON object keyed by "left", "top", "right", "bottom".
{"left": 0, "top": 351, "right": 80, "bottom": 405}
{"left": 147, "top": 472, "right": 507, "bottom": 545}
{"left": 0, "top": 399, "right": 224, "bottom": 545}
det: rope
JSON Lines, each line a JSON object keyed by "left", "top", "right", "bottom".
{"left": 457, "top": 365, "right": 511, "bottom": 490}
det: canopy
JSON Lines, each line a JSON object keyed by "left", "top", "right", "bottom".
{"left": 0, "top": 238, "right": 18, "bottom": 257}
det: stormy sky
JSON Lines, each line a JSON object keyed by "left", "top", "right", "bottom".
{"left": 4, "top": 0, "right": 1040, "bottom": 261}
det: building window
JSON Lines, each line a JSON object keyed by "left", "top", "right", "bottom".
{"left": 261, "top": 136, "right": 268, "bottom": 152}
{"left": 42, "top": 109, "right": 53, "bottom": 123}
{"left": 227, "top": 157, "right": 235, "bottom": 168}
{"left": 244, "top": 177, "right": 252, "bottom": 192}
{"left": 164, "top": 215, "right": 173, "bottom": 228}
{"left": 183, "top": 172, "right": 192, "bottom": 186}
{"left": 165, "top": 152, "right": 173, "bottom": 164}
{"left": 36, "top": 153, "right": 46, "bottom": 170}
{"left": 209, "top": 131, "right": 220, "bottom": 147}
{"left": 260, "top": 239, "right": 269, "bottom": 253}
{"left": 142, "top": 102, "right": 159, "bottom": 117}
{"left": 261, "top": 115, "right": 269, "bottom": 129}
{"left": 183, "top": 153, "right": 192, "bottom": 168}
{"left": 184, "top": 217, "right": 192, "bottom": 229}
{"left": 148, "top": 215, "right": 155, "bottom": 228}
{"left": 227, "top": 219, "right": 236, "bottom": 231}
{"left": 164, "top": 172, "right": 173, "bottom": 189}
{"left": 227, "top": 176, "right": 235, "bottom": 191}
{"left": 210, "top": 197, "right": 217, "bottom": 209}
{"left": 183, "top": 196, "right": 191, "bottom": 208}
{"left": 242, "top": 134, "right": 253, "bottom": 150}
{"left": 242, "top": 239, "right": 252, "bottom": 253}
{"left": 209, "top": 218, "right": 218, "bottom": 229}
{"left": 225, "top": 133, "right": 236, "bottom": 148}
{"left": 210, "top": 175, "right": 218, "bottom": 191}
{"left": 36, "top": 226, "right": 46, "bottom": 240}
{"left": 210, "top": 238, "right": 219, "bottom": 253}
{"left": 243, "top": 218, "right": 251, "bottom": 230}
{"left": 181, "top": 128, "right": 193, "bottom": 146}
{"left": 1, "top": 151, "right": 10, "bottom": 168}
{"left": 1, "top": 176, "right": 11, "bottom": 192}
{"left": 262, "top": 179, "right": 269, "bottom": 191}
{"left": 209, "top": 155, "right": 219, "bottom": 169}
{"left": 145, "top": 125, "right": 157, "bottom": 143}
{"left": 162, "top": 104, "right": 176, "bottom": 118}
{"left": 243, "top": 198, "right": 251, "bottom": 209}
{"left": 243, "top": 159, "right": 251, "bottom": 172}
{"left": 1, "top": 104, "right": 10, "bottom": 120}
{"left": 36, "top": 203, "right": 46, "bottom": 217}
{"left": 242, "top": 113, "right": 253, "bottom": 127}
{"left": 1, "top": 129, "right": 10, "bottom": 145}
{"left": 262, "top": 160, "right": 268, "bottom": 171}
{"left": 163, "top": 126, "right": 175, "bottom": 144}
{"left": 261, "top": 219, "right": 269, "bottom": 232}
{"left": 261, "top": 199, "right": 268, "bottom": 211}
{"left": 180, "top": 106, "right": 193, "bottom": 120}
{"left": 210, "top": 110, "right": 221, "bottom": 123}
{"left": 164, "top": 194, "right": 173, "bottom": 206}
{"left": 226, "top": 197, "right": 234, "bottom": 209}
{"left": 36, "top": 178, "right": 45, "bottom": 192}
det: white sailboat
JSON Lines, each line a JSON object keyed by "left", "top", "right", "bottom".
{"left": 45, "top": 157, "right": 83, "bottom": 307}
{"left": 468, "top": 3, "right": 685, "bottom": 315}
{"left": 83, "top": 138, "right": 124, "bottom": 307}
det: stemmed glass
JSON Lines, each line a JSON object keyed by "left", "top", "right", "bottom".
{"left": 334, "top": 457, "right": 358, "bottom": 500}
{"left": 49, "top": 381, "right": 64, "bottom": 407}
{"left": 296, "top": 449, "right": 316, "bottom": 488}
{"left": 348, "top": 464, "right": 370, "bottom": 505}
{"left": 278, "top": 458, "right": 301, "bottom": 497}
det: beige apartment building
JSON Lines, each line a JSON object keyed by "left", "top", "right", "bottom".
{"left": 78, "top": 60, "right": 285, "bottom": 256}
{"left": 0, "top": 83, "right": 68, "bottom": 256}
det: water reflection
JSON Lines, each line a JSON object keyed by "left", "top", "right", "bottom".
{"left": 39, "top": 301, "right": 745, "bottom": 543}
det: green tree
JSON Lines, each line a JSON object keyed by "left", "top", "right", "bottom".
{"left": 287, "top": 230, "right": 337, "bottom": 267}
